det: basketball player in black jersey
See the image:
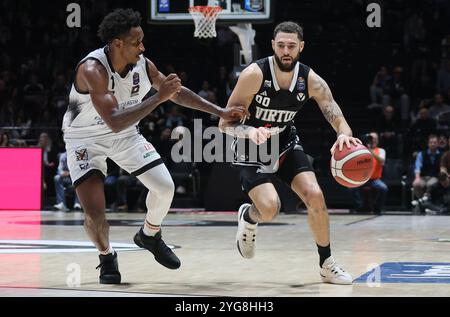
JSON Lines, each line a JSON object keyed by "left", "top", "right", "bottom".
{"left": 219, "top": 22, "right": 361, "bottom": 284}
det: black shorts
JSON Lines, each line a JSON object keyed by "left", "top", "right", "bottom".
{"left": 235, "top": 149, "right": 315, "bottom": 193}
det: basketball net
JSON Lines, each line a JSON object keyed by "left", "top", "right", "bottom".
{"left": 229, "top": 23, "right": 256, "bottom": 65}
{"left": 188, "top": 6, "right": 222, "bottom": 38}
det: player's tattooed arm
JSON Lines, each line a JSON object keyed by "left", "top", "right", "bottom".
{"left": 308, "top": 69, "right": 361, "bottom": 153}
{"left": 309, "top": 71, "right": 345, "bottom": 125}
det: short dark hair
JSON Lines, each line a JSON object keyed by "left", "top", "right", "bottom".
{"left": 98, "top": 8, "right": 142, "bottom": 43}
{"left": 273, "top": 21, "right": 303, "bottom": 41}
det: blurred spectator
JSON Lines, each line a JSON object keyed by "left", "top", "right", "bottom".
{"left": 11, "top": 108, "right": 32, "bottom": 141}
{"left": 154, "top": 127, "right": 174, "bottom": 165}
{"left": 413, "top": 134, "right": 442, "bottom": 199}
{"left": 410, "top": 107, "right": 437, "bottom": 151}
{"left": 403, "top": 13, "right": 426, "bottom": 53}
{"left": 440, "top": 135, "right": 450, "bottom": 175}
{"left": 438, "top": 133, "right": 449, "bottom": 152}
{"left": 383, "top": 66, "right": 410, "bottom": 123}
{"left": 421, "top": 172, "right": 450, "bottom": 215}
{"left": 48, "top": 73, "right": 69, "bottom": 121}
{"left": 115, "top": 169, "right": 147, "bottom": 212}
{"left": 22, "top": 73, "right": 45, "bottom": 116}
{"left": 53, "top": 151, "right": 81, "bottom": 211}
{"left": 0, "top": 131, "right": 11, "bottom": 147}
{"left": 429, "top": 93, "right": 450, "bottom": 132}
{"left": 376, "top": 105, "right": 402, "bottom": 158}
{"left": 436, "top": 59, "right": 450, "bottom": 94}
{"left": 216, "top": 65, "right": 232, "bottom": 106}
{"left": 369, "top": 66, "right": 391, "bottom": 109}
{"left": 349, "top": 132, "right": 388, "bottom": 214}
{"left": 198, "top": 80, "right": 216, "bottom": 103}
{"left": 165, "top": 105, "right": 186, "bottom": 129}
{"left": 170, "top": 126, "right": 195, "bottom": 196}
{"left": 38, "top": 132, "right": 57, "bottom": 195}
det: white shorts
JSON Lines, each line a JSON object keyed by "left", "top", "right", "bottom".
{"left": 66, "top": 134, "right": 162, "bottom": 187}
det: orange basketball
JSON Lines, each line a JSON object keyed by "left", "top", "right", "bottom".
{"left": 330, "top": 143, "right": 374, "bottom": 188}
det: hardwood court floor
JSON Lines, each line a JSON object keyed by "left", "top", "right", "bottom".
{"left": 1, "top": 210, "right": 450, "bottom": 297}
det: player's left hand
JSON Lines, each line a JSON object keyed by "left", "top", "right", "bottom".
{"left": 220, "top": 106, "right": 250, "bottom": 121}
{"left": 330, "top": 134, "right": 362, "bottom": 154}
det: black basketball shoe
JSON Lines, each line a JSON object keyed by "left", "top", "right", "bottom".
{"left": 96, "top": 252, "right": 121, "bottom": 284}
{"left": 133, "top": 228, "right": 181, "bottom": 269}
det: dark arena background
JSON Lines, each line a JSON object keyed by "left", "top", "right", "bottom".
{"left": 1, "top": 0, "right": 450, "bottom": 301}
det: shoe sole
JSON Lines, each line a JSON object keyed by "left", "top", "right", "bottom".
{"left": 99, "top": 276, "right": 121, "bottom": 284}
{"left": 320, "top": 274, "right": 353, "bottom": 285}
{"left": 134, "top": 234, "right": 181, "bottom": 270}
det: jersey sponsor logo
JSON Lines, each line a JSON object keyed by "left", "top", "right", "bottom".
{"left": 260, "top": 91, "right": 268, "bottom": 96}
{"left": 75, "top": 148, "right": 88, "bottom": 161}
{"left": 133, "top": 72, "right": 140, "bottom": 85}
{"left": 130, "top": 84, "right": 140, "bottom": 97}
{"left": 264, "top": 80, "right": 272, "bottom": 88}
{"left": 297, "top": 76, "right": 305, "bottom": 91}
{"left": 297, "top": 92, "right": 306, "bottom": 101}
{"left": 79, "top": 163, "right": 89, "bottom": 170}
{"left": 255, "top": 106, "right": 297, "bottom": 122}
{"left": 119, "top": 99, "right": 139, "bottom": 109}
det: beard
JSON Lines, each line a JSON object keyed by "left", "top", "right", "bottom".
{"left": 274, "top": 53, "right": 300, "bottom": 72}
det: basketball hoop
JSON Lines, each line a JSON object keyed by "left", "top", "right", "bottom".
{"left": 188, "top": 6, "right": 222, "bottom": 38}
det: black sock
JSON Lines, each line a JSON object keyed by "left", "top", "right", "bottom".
{"left": 317, "top": 244, "right": 331, "bottom": 267}
{"left": 243, "top": 206, "right": 257, "bottom": 224}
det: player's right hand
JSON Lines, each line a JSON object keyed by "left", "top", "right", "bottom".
{"left": 249, "top": 126, "right": 272, "bottom": 145}
{"left": 159, "top": 73, "right": 182, "bottom": 102}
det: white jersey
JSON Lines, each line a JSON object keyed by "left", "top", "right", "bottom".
{"left": 62, "top": 47, "right": 152, "bottom": 142}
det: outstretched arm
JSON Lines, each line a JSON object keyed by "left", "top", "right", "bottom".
{"left": 78, "top": 60, "right": 180, "bottom": 133}
{"left": 308, "top": 69, "right": 361, "bottom": 153}
{"left": 147, "top": 59, "right": 248, "bottom": 121}
{"left": 218, "top": 63, "right": 272, "bottom": 145}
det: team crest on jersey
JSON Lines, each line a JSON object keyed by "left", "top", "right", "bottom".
{"left": 75, "top": 149, "right": 88, "bottom": 161}
{"left": 133, "top": 72, "right": 140, "bottom": 85}
{"left": 264, "top": 80, "right": 272, "bottom": 88}
{"left": 297, "top": 77, "right": 305, "bottom": 92}
{"left": 131, "top": 85, "right": 140, "bottom": 97}
{"left": 297, "top": 92, "right": 306, "bottom": 101}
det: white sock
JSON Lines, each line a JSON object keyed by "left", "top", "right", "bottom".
{"left": 143, "top": 220, "right": 161, "bottom": 237}
{"left": 99, "top": 245, "right": 114, "bottom": 255}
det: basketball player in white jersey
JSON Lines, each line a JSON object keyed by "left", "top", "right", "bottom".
{"left": 62, "top": 9, "right": 249, "bottom": 284}
{"left": 219, "top": 22, "right": 361, "bottom": 284}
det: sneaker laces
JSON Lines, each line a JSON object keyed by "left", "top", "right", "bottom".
{"left": 241, "top": 227, "right": 256, "bottom": 247}
{"left": 326, "top": 262, "right": 347, "bottom": 276}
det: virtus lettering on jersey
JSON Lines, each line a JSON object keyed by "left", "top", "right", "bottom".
{"left": 255, "top": 107, "right": 297, "bottom": 123}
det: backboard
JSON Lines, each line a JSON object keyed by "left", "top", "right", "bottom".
{"left": 149, "top": 0, "right": 273, "bottom": 24}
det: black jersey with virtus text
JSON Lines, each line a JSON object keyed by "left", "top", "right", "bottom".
{"left": 232, "top": 56, "right": 311, "bottom": 169}
{"left": 245, "top": 56, "right": 311, "bottom": 137}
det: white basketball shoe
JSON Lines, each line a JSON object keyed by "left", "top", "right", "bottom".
{"left": 236, "top": 203, "right": 257, "bottom": 259}
{"left": 320, "top": 256, "right": 353, "bottom": 284}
